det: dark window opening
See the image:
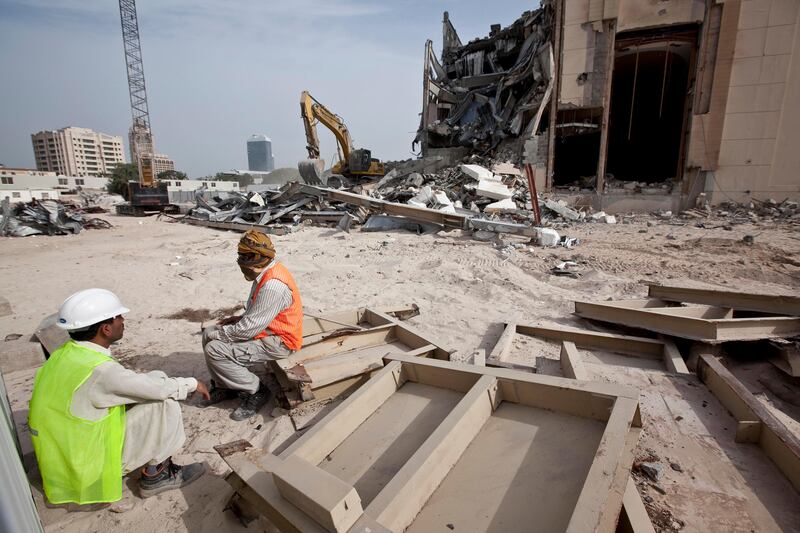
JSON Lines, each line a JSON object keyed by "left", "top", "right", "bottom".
{"left": 606, "top": 29, "right": 696, "bottom": 183}
{"left": 553, "top": 107, "right": 602, "bottom": 187}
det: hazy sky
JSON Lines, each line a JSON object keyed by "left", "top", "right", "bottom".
{"left": 0, "top": 0, "right": 539, "bottom": 178}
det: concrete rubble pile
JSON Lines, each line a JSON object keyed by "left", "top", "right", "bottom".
{"left": 414, "top": 1, "right": 554, "bottom": 158}
{"left": 374, "top": 159, "right": 531, "bottom": 220}
{"left": 0, "top": 198, "right": 113, "bottom": 237}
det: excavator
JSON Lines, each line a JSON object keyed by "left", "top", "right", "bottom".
{"left": 298, "top": 90, "right": 385, "bottom": 188}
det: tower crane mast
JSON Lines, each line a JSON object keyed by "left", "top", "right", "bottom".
{"left": 116, "top": 0, "right": 175, "bottom": 215}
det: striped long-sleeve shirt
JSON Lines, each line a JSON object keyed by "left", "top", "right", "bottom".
{"left": 215, "top": 260, "right": 293, "bottom": 343}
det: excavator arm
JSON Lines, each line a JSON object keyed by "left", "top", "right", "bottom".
{"left": 300, "top": 91, "right": 353, "bottom": 162}
{"left": 297, "top": 90, "right": 385, "bottom": 185}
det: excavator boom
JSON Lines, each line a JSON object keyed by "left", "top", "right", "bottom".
{"left": 300, "top": 91, "right": 353, "bottom": 161}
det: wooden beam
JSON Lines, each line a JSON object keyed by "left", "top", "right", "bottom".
{"left": 619, "top": 477, "right": 656, "bottom": 533}
{"left": 281, "top": 361, "right": 405, "bottom": 464}
{"left": 598, "top": 425, "right": 642, "bottom": 532}
{"left": 365, "top": 375, "right": 499, "bottom": 531}
{"left": 648, "top": 284, "right": 800, "bottom": 316}
{"left": 575, "top": 300, "right": 800, "bottom": 342}
{"left": 566, "top": 397, "right": 640, "bottom": 532}
{"left": 697, "top": 354, "right": 800, "bottom": 491}
{"left": 302, "top": 308, "right": 370, "bottom": 337}
{"left": 225, "top": 471, "right": 325, "bottom": 533}
{"left": 364, "top": 309, "right": 453, "bottom": 360}
{"left": 281, "top": 325, "right": 395, "bottom": 366}
{"left": 387, "top": 354, "right": 636, "bottom": 422}
{"left": 270, "top": 454, "right": 363, "bottom": 532}
{"left": 516, "top": 323, "right": 664, "bottom": 359}
{"left": 560, "top": 341, "right": 590, "bottom": 380}
{"left": 660, "top": 337, "right": 691, "bottom": 375}
{"left": 488, "top": 322, "right": 517, "bottom": 362}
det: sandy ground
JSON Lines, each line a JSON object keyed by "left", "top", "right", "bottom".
{"left": 1, "top": 210, "right": 799, "bottom": 532}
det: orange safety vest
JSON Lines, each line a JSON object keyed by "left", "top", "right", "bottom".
{"left": 251, "top": 262, "right": 303, "bottom": 351}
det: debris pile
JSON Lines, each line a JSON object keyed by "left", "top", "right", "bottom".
{"left": 0, "top": 198, "right": 113, "bottom": 237}
{"left": 678, "top": 198, "right": 800, "bottom": 226}
{"left": 415, "top": 2, "right": 554, "bottom": 157}
{"left": 373, "top": 160, "right": 530, "bottom": 218}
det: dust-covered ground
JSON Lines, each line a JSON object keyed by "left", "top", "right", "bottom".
{"left": 1, "top": 210, "right": 799, "bottom": 532}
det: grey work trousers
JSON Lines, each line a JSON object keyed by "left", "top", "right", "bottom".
{"left": 202, "top": 326, "right": 291, "bottom": 395}
{"left": 122, "top": 385, "right": 185, "bottom": 473}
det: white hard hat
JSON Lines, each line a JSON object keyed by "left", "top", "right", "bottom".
{"left": 57, "top": 288, "right": 130, "bottom": 331}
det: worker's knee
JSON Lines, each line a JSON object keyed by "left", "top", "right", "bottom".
{"left": 204, "top": 339, "right": 232, "bottom": 362}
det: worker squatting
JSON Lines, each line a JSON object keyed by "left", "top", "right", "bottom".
{"left": 27, "top": 230, "right": 302, "bottom": 504}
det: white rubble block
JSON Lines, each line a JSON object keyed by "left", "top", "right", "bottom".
{"left": 408, "top": 186, "right": 433, "bottom": 208}
{"left": 544, "top": 199, "right": 581, "bottom": 221}
{"left": 589, "top": 211, "right": 606, "bottom": 221}
{"left": 432, "top": 191, "right": 455, "bottom": 214}
{"left": 603, "top": 215, "right": 617, "bottom": 224}
{"left": 461, "top": 164, "right": 495, "bottom": 181}
{"left": 537, "top": 227, "right": 561, "bottom": 247}
{"left": 484, "top": 198, "right": 518, "bottom": 214}
{"left": 477, "top": 179, "right": 513, "bottom": 200}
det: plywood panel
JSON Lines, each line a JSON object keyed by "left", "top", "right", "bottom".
{"left": 406, "top": 403, "right": 605, "bottom": 533}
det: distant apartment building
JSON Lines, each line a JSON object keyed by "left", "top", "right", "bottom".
{"left": 31, "top": 127, "right": 125, "bottom": 177}
{"left": 127, "top": 127, "right": 176, "bottom": 177}
{"left": 152, "top": 154, "right": 176, "bottom": 176}
{"left": 247, "top": 134, "right": 274, "bottom": 172}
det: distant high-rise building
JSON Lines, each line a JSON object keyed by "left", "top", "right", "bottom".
{"left": 247, "top": 134, "right": 274, "bottom": 172}
{"left": 31, "top": 127, "right": 125, "bottom": 177}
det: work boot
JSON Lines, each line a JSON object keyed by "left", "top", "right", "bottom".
{"left": 204, "top": 379, "right": 237, "bottom": 406}
{"left": 139, "top": 458, "right": 205, "bottom": 498}
{"left": 231, "top": 383, "right": 270, "bottom": 421}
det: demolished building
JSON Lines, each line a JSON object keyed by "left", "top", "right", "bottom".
{"left": 416, "top": 0, "right": 800, "bottom": 210}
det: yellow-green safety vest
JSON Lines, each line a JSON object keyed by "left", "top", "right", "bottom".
{"left": 28, "top": 340, "right": 126, "bottom": 504}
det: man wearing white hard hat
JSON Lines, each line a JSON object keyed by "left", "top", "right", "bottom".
{"left": 28, "top": 288, "right": 211, "bottom": 505}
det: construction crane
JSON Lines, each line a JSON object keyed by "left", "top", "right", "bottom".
{"left": 116, "top": 0, "right": 175, "bottom": 216}
{"left": 298, "top": 91, "right": 385, "bottom": 188}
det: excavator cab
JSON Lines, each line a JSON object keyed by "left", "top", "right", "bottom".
{"left": 348, "top": 149, "right": 373, "bottom": 174}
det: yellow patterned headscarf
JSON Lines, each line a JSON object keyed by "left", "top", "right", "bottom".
{"left": 237, "top": 230, "right": 276, "bottom": 268}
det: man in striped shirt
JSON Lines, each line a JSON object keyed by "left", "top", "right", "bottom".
{"left": 202, "top": 230, "right": 303, "bottom": 420}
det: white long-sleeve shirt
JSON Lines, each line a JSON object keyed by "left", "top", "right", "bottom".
{"left": 209, "top": 260, "right": 293, "bottom": 343}
{"left": 70, "top": 341, "right": 198, "bottom": 421}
